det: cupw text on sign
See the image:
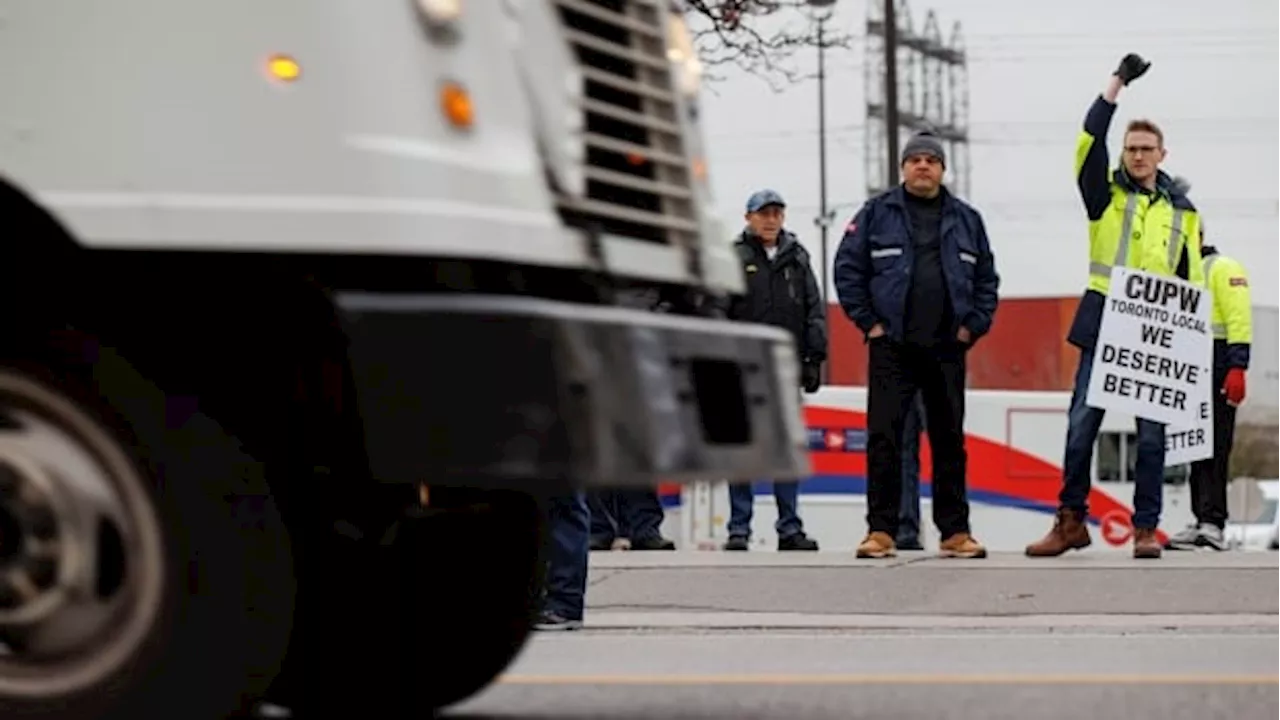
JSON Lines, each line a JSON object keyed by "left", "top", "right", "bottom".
{"left": 1086, "top": 268, "right": 1212, "bottom": 430}
{"left": 1121, "top": 272, "right": 1203, "bottom": 315}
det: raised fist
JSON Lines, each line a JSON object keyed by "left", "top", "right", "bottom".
{"left": 1114, "top": 53, "right": 1151, "bottom": 85}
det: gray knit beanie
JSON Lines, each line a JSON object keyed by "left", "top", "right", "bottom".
{"left": 901, "top": 131, "right": 947, "bottom": 167}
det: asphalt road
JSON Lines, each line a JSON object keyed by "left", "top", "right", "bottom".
{"left": 449, "top": 551, "right": 1279, "bottom": 720}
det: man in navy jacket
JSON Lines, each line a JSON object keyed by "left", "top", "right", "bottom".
{"left": 834, "top": 131, "right": 1000, "bottom": 560}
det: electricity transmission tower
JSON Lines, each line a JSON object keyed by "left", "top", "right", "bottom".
{"left": 864, "top": 0, "right": 971, "bottom": 199}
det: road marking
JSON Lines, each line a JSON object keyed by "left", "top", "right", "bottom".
{"left": 537, "top": 628, "right": 1280, "bottom": 638}
{"left": 498, "top": 673, "right": 1279, "bottom": 686}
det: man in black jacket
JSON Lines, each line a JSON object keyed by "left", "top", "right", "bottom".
{"left": 722, "top": 189, "right": 825, "bottom": 552}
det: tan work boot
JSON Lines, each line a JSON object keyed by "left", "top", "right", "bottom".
{"left": 856, "top": 531, "right": 897, "bottom": 558}
{"left": 1025, "top": 508, "right": 1092, "bottom": 557}
{"left": 1132, "top": 528, "right": 1162, "bottom": 559}
{"left": 939, "top": 532, "right": 987, "bottom": 559}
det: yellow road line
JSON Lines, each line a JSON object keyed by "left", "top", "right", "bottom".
{"left": 498, "top": 673, "right": 1279, "bottom": 686}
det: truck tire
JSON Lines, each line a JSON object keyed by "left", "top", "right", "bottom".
{"left": 286, "top": 486, "right": 547, "bottom": 717}
{"left": 0, "top": 330, "right": 295, "bottom": 720}
{"left": 396, "top": 487, "right": 547, "bottom": 712}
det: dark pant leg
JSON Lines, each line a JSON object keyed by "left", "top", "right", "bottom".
{"left": 1060, "top": 346, "right": 1106, "bottom": 514}
{"left": 865, "top": 339, "right": 920, "bottom": 536}
{"left": 1202, "top": 384, "right": 1237, "bottom": 529}
{"left": 773, "top": 481, "right": 803, "bottom": 538}
{"left": 915, "top": 344, "right": 971, "bottom": 539}
{"left": 1187, "top": 384, "right": 1216, "bottom": 526}
{"left": 543, "top": 491, "right": 591, "bottom": 621}
{"left": 588, "top": 491, "right": 619, "bottom": 544}
{"left": 619, "top": 488, "right": 665, "bottom": 541}
{"left": 1189, "top": 453, "right": 1210, "bottom": 526}
{"left": 726, "top": 482, "right": 755, "bottom": 539}
{"left": 897, "top": 394, "right": 923, "bottom": 545}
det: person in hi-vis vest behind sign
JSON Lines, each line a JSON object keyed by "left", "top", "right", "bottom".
{"left": 1166, "top": 219, "right": 1252, "bottom": 552}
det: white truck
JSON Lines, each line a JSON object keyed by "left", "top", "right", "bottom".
{"left": 0, "top": 1, "right": 809, "bottom": 717}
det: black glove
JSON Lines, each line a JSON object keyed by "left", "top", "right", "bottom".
{"left": 1113, "top": 53, "right": 1150, "bottom": 85}
{"left": 801, "top": 361, "right": 822, "bottom": 394}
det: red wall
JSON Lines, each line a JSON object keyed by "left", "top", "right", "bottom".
{"left": 825, "top": 297, "right": 1084, "bottom": 391}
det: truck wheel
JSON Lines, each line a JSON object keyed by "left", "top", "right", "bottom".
{"left": 399, "top": 487, "right": 547, "bottom": 712}
{"left": 292, "top": 486, "right": 546, "bottom": 717}
{"left": 0, "top": 332, "right": 295, "bottom": 719}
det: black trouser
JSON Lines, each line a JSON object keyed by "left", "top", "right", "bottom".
{"left": 588, "top": 489, "right": 664, "bottom": 542}
{"left": 866, "top": 338, "right": 970, "bottom": 539}
{"left": 1188, "top": 363, "right": 1238, "bottom": 530}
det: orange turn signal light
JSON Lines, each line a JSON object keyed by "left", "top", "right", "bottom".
{"left": 440, "top": 82, "right": 474, "bottom": 129}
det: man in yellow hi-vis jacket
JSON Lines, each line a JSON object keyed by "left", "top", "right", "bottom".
{"left": 1167, "top": 228, "right": 1252, "bottom": 551}
{"left": 1027, "top": 53, "right": 1205, "bottom": 560}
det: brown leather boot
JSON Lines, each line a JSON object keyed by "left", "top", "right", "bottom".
{"left": 1133, "top": 528, "right": 1163, "bottom": 559}
{"left": 1025, "top": 508, "right": 1092, "bottom": 557}
{"left": 939, "top": 532, "right": 987, "bottom": 559}
{"left": 856, "top": 531, "right": 897, "bottom": 558}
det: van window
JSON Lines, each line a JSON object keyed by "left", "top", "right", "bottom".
{"left": 1164, "top": 463, "right": 1190, "bottom": 485}
{"left": 1229, "top": 497, "right": 1278, "bottom": 525}
{"left": 1097, "top": 432, "right": 1124, "bottom": 482}
{"left": 1095, "top": 431, "right": 1189, "bottom": 484}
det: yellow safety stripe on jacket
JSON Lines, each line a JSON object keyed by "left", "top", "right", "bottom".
{"left": 1088, "top": 193, "right": 1186, "bottom": 280}
{"left": 1203, "top": 254, "right": 1253, "bottom": 344}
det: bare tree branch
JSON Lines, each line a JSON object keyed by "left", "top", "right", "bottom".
{"left": 680, "top": 0, "right": 853, "bottom": 92}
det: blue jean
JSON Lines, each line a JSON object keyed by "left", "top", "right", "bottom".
{"left": 898, "top": 393, "right": 925, "bottom": 545}
{"left": 727, "top": 481, "right": 803, "bottom": 540}
{"left": 543, "top": 492, "right": 591, "bottom": 621}
{"left": 1061, "top": 346, "right": 1165, "bottom": 529}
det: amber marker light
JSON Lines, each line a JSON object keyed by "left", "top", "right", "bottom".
{"left": 266, "top": 54, "right": 302, "bottom": 83}
{"left": 440, "top": 81, "right": 474, "bottom": 129}
{"left": 692, "top": 156, "right": 708, "bottom": 181}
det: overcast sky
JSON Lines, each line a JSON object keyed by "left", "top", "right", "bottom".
{"left": 696, "top": 0, "right": 1278, "bottom": 305}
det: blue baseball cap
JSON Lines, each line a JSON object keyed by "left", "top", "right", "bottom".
{"left": 745, "top": 189, "right": 786, "bottom": 213}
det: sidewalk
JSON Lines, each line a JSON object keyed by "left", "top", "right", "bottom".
{"left": 582, "top": 550, "right": 1280, "bottom": 625}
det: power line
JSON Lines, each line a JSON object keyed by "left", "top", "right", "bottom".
{"left": 708, "top": 117, "right": 1279, "bottom": 146}
{"left": 717, "top": 40, "right": 1276, "bottom": 78}
{"left": 945, "top": 29, "right": 1276, "bottom": 40}
{"left": 826, "top": 28, "right": 1277, "bottom": 45}
{"left": 709, "top": 133, "right": 1277, "bottom": 163}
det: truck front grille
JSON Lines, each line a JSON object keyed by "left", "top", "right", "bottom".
{"left": 552, "top": 0, "right": 699, "bottom": 250}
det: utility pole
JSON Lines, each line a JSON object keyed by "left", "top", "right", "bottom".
{"left": 807, "top": 0, "right": 836, "bottom": 384}
{"left": 864, "top": 5, "right": 970, "bottom": 198}
{"left": 883, "top": 0, "right": 900, "bottom": 188}
{"left": 816, "top": 16, "right": 829, "bottom": 309}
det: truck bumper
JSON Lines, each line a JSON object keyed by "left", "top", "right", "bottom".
{"left": 336, "top": 293, "right": 810, "bottom": 489}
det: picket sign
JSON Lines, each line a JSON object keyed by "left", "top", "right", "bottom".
{"left": 1085, "top": 267, "right": 1214, "bottom": 466}
{"left": 1166, "top": 398, "right": 1213, "bottom": 467}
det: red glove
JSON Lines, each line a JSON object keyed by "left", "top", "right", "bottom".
{"left": 1223, "top": 368, "right": 1246, "bottom": 406}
